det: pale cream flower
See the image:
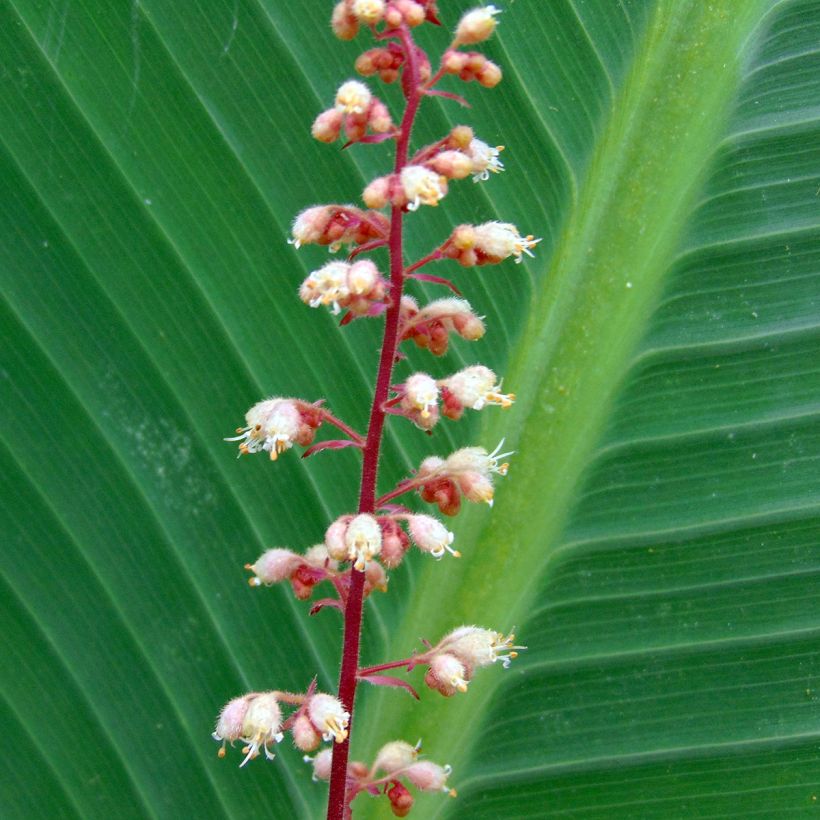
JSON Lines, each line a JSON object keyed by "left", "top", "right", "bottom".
{"left": 335, "top": 79, "right": 372, "bottom": 114}
{"left": 400, "top": 165, "right": 447, "bottom": 210}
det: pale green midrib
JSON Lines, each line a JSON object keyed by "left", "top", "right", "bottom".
{"left": 353, "top": 3, "right": 771, "bottom": 818}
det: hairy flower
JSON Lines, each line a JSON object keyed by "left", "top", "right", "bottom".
{"left": 454, "top": 5, "right": 501, "bottom": 45}
{"left": 440, "top": 364, "right": 514, "bottom": 416}
{"left": 212, "top": 695, "right": 250, "bottom": 757}
{"left": 407, "top": 514, "right": 459, "bottom": 558}
{"left": 308, "top": 693, "right": 350, "bottom": 743}
{"left": 351, "top": 0, "right": 385, "bottom": 23}
{"left": 399, "top": 372, "right": 440, "bottom": 429}
{"left": 466, "top": 138, "right": 504, "bottom": 182}
{"left": 404, "top": 761, "right": 455, "bottom": 794}
{"left": 226, "top": 398, "right": 321, "bottom": 460}
{"left": 304, "top": 747, "right": 334, "bottom": 782}
{"left": 344, "top": 513, "right": 383, "bottom": 570}
{"left": 373, "top": 739, "right": 421, "bottom": 774}
{"left": 424, "top": 652, "right": 470, "bottom": 696}
{"left": 239, "top": 692, "right": 285, "bottom": 767}
{"left": 400, "top": 165, "right": 448, "bottom": 210}
{"left": 245, "top": 548, "right": 303, "bottom": 587}
{"left": 435, "top": 626, "right": 525, "bottom": 669}
{"left": 335, "top": 79, "right": 373, "bottom": 114}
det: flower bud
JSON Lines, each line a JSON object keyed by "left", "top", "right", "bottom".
{"left": 454, "top": 5, "right": 501, "bottom": 45}
{"left": 331, "top": 0, "right": 359, "bottom": 39}
{"left": 373, "top": 739, "right": 420, "bottom": 774}
{"left": 344, "top": 513, "right": 382, "bottom": 570}
{"left": 363, "top": 175, "right": 391, "bottom": 209}
{"left": 477, "top": 60, "right": 503, "bottom": 87}
{"left": 305, "top": 747, "right": 333, "bottom": 781}
{"left": 387, "top": 782, "right": 414, "bottom": 817}
{"left": 303, "top": 542, "right": 338, "bottom": 571}
{"left": 429, "top": 150, "right": 473, "bottom": 180}
{"left": 245, "top": 548, "right": 303, "bottom": 587}
{"left": 368, "top": 99, "right": 393, "bottom": 133}
{"left": 213, "top": 695, "right": 250, "bottom": 756}
{"left": 311, "top": 108, "right": 344, "bottom": 143}
{"left": 291, "top": 712, "right": 322, "bottom": 752}
{"left": 325, "top": 516, "right": 351, "bottom": 561}
{"left": 336, "top": 80, "right": 372, "bottom": 114}
{"left": 307, "top": 693, "right": 350, "bottom": 743}
{"left": 364, "top": 559, "right": 389, "bottom": 594}
{"left": 404, "top": 761, "right": 454, "bottom": 794}
{"left": 442, "top": 50, "right": 469, "bottom": 74}
{"left": 380, "top": 518, "right": 410, "bottom": 568}
{"left": 407, "top": 514, "right": 459, "bottom": 558}
{"left": 424, "top": 652, "right": 470, "bottom": 695}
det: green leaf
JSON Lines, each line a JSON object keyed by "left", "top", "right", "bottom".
{"left": 1, "top": 1, "right": 818, "bottom": 818}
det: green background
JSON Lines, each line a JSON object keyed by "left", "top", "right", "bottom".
{"left": 2, "top": 0, "right": 819, "bottom": 817}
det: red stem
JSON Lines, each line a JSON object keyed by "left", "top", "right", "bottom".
{"left": 326, "top": 25, "right": 423, "bottom": 820}
{"left": 358, "top": 657, "right": 418, "bottom": 677}
{"left": 321, "top": 410, "right": 366, "bottom": 444}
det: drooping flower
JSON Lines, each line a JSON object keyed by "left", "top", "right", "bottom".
{"left": 466, "top": 138, "right": 504, "bottom": 182}
{"left": 245, "top": 548, "right": 304, "bottom": 587}
{"left": 344, "top": 513, "right": 383, "bottom": 570}
{"left": 406, "top": 514, "right": 459, "bottom": 559}
{"left": 404, "top": 761, "right": 455, "bottom": 795}
{"left": 399, "top": 297, "right": 486, "bottom": 356}
{"left": 239, "top": 692, "right": 285, "bottom": 767}
{"left": 212, "top": 695, "right": 251, "bottom": 758}
{"left": 435, "top": 626, "right": 525, "bottom": 669}
{"left": 289, "top": 205, "right": 389, "bottom": 251}
{"left": 373, "top": 739, "right": 421, "bottom": 774}
{"left": 304, "top": 747, "right": 334, "bottom": 782}
{"left": 424, "top": 652, "right": 470, "bottom": 696}
{"left": 336, "top": 79, "right": 373, "bottom": 114}
{"left": 399, "top": 373, "right": 441, "bottom": 429}
{"left": 445, "top": 221, "right": 541, "bottom": 265}
{"left": 307, "top": 693, "right": 350, "bottom": 743}
{"left": 454, "top": 5, "right": 501, "bottom": 45}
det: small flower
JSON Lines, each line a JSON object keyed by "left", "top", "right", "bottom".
{"left": 424, "top": 652, "right": 470, "bottom": 696}
{"left": 404, "top": 761, "right": 455, "bottom": 795}
{"left": 399, "top": 297, "right": 486, "bottom": 356}
{"left": 428, "top": 150, "right": 474, "bottom": 180}
{"left": 245, "top": 548, "right": 303, "bottom": 587}
{"left": 331, "top": 0, "right": 359, "bottom": 39}
{"left": 307, "top": 693, "right": 350, "bottom": 743}
{"left": 291, "top": 712, "right": 322, "bottom": 753}
{"left": 325, "top": 516, "right": 352, "bottom": 562}
{"left": 336, "top": 79, "right": 372, "bottom": 114}
{"left": 454, "top": 5, "right": 501, "bottom": 45}
{"left": 304, "top": 747, "right": 333, "bottom": 782}
{"left": 466, "top": 221, "right": 542, "bottom": 263}
{"left": 351, "top": 0, "right": 385, "bottom": 23}
{"left": 407, "top": 514, "right": 460, "bottom": 558}
{"left": 387, "top": 781, "right": 414, "bottom": 817}
{"left": 440, "top": 365, "right": 514, "bottom": 413}
{"left": 212, "top": 695, "right": 250, "bottom": 757}
{"left": 373, "top": 739, "right": 421, "bottom": 774}
{"left": 466, "top": 138, "right": 504, "bottom": 182}
{"left": 226, "top": 398, "right": 319, "bottom": 460}
{"left": 311, "top": 109, "right": 344, "bottom": 143}
{"left": 436, "top": 626, "right": 525, "bottom": 669}
{"left": 444, "top": 440, "right": 513, "bottom": 505}
{"left": 399, "top": 372, "right": 441, "bottom": 429}
{"left": 239, "top": 692, "right": 285, "bottom": 767}
{"left": 400, "top": 165, "right": 448, "bottom": 210}
{"left": 344, "top": 513, "right": 383, "bottom": 570}
{"left": 299, "top": 261, "right": 351, "bottom": 313}
{"left": 289, "top": 205, "right": 389, "bottom": 251}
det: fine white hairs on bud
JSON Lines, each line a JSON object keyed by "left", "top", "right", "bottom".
{"left": 239, "top": 693, "right": 285, "bottom": 767}
{"left": 435, "top": 625, "right": 526, "bottom": 669}
{"left": 407, "top": 514, "right": 460, "bottom": 559}
{"left": 245, "top": 548, "right": 303, "bottom": 587}
{"left": 307, "top": 693, "right": 350, "bottom": 743}
{"left": 291, "top": 712, "right": 322, "bottom": 753}
{"left": 304, "top": 747, "right": 334, "bottom": 782}
{"left": 212, "top": 696, "right": 250, "bottom": 758}
{"left": 447, "top": 221, "right": 542, "bottom": 265}
{"left": 425, "top": 652, "right": 470, "bottom": 696}
{"left": 344, "top": 513, "right": 383, "bottom": 570}
{"left": 454, "top": 5, "right": 501, "bottom": 45}
{"left": 373, "top": 739, "right": 421, "bottom": 774}
{"left": 404, "top": 761, "right": 456, "bottom": 795}
{"left": 400, "top": 373, "right": 441, "bottom": 430}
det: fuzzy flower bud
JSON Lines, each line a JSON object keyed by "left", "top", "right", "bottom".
{"left": 364, "top": 559, "right": 389, "bottom": 594}
{"left": 428, "top": 150, "right": 473, "bottom": 180}
{"left": 399, "top": 297, "right": 486, "bottom": 356}
{"left": 291, "top": 712, "right": 322, "bottom": 752}
{"left": 444, "top": 221, "right": 541, "bottom": 266}
{"left": 373, "top": 739, "right": 420, "bottom": 774}
{"left": 302, "top": 542, "right": 338, "bottom": 571}
{"left": 363, "top": 175, "right": 391, "bottom": 209}
{"left": 454, "top": 5, "right": 501, "bottom": 45}
{"left": 344, "top": 513, "right": 382, "bottom": 570}
{"left": 424, "top": 652, "right": 470, "bottom": 696}
{"left": 379, "top": 518, "right": 411, "bottom": 568}
{"left": 404, "top": 761, "right": 455, "bottom": 795}
{"left": 300, "top": 260, "right": 350, "bottom": 313}
{"left": 325, "top": 516, "right": 352, "bottom": 562}
{"left": 290, "top": 205, "right": 389, "bottom": 251}
{"left": 332, "top": 1, "right": 359, "bottom": 39}
{"left": 245, "top": 548, "right": 303, "bottom": 587}
{"left": 440, "top": 365, "right": 514, "bottom": 415}
{"left": 311, "top": 109, "right": 344, "bottom": 143}
{"left": 212, "top": 695, "right": 250, "bottom": 757}
{"left": 336, "top": 80, "right": 372, "bottom": 114}
{"left": 407, "top": 514, "right": 459, "bottom": 558}
{"left": 304, "top": 747, "right": 333, "bottom": 782}
{"left": 307, "top": 693, "right": 350, "bottom": 743}
{"left": 478, "top": 60, "right": 503, "bottom": 87}
{"left": 467, "top": 138, "right": 504, "bottom": 182}
{"left": 400, "top": 165, "right": 448, "bottom": 210}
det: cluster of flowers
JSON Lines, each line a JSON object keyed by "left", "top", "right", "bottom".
{"left": 213, "top": 688, "right": 350, "bottom": 767}
{"left": 391, "top": 364, "right": 514, "bottom": 430}
{"left": 332, "top": 0, "right": 441, "bottom": 39}
{"left": 306, "top": 739, "right": 453, "bottom": 818}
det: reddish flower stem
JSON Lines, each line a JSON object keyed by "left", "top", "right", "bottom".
{"left": 320, "top": 410, "right": 366, "bottom": 444}
{"left": 326, "top": 24, "right": 423, "bottom": 820}
{"left": 358, "top": 657, "right": 418, "bottom": 677}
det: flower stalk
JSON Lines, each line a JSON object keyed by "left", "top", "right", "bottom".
{"left": 212, "top": 3, "right": 538, "bottom": 817}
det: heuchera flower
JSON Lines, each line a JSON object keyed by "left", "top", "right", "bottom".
{"left": 399, "top": 296, "right": 486, "bottom": 356}
{"left": 442, "top": 221, "right": 542, "bottom": 265}
{"left": 212, "top": 692, "right": 285, "bottom": 767}
{"left": 453, "top": 5, "right": 501, "bottom": 46}
{"left": 300, "top": 259, "right": 387, "bottom": 317}
{"left": 307, "top": 693, "right": 351, "bottom": 743}
{"left": 434, "top": 625, "right": 525, "bottom": 669}
{"left": 439, "top": 365, "right": 514, "bottom": 417}
{"left": 406, "top": 514, "right": 460, "bottom": 558}
{"left": 226, "top": 398, "right": 323, "bottom": 460}
{"left": 400, "top": 165, "right": 448, "bottom": 210}
{"left": 304, "top": 747, "right": 334, "bottom": 782}
{"left": 398, "top": 373, "right": 440, "bottom": 430}
{"left": 289, "top": 205, "right": 389, "bottom": 251}
{"left": 466, "top": 138, "right": 504, "bottom": 182}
